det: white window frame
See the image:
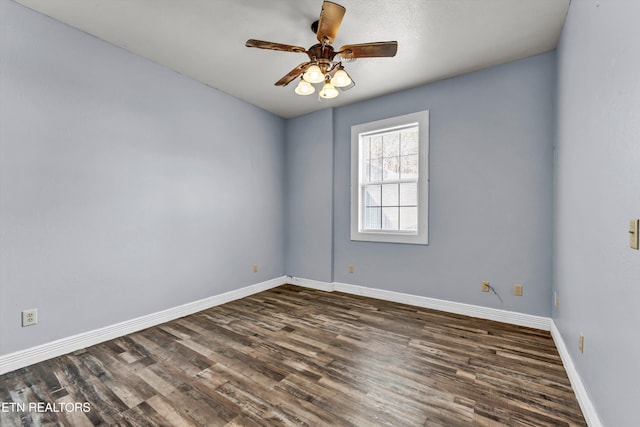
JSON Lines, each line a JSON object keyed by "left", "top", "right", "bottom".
{"left": 350, "top": 110, "right": 429, "bottom": 245}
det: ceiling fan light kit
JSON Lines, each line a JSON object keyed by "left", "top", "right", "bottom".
{"left": 319, "top": 78, "right": 339, "bottom": 99}
{"left": 245, "top": 0, "right": 397, "bottom": 100}
{"left": 330, "top": 67, "right": 352, "bottom": 88}
{"left": 294, "top": 79, "right": 315, "bottom": 96}
{"left": 302, "top": 64, "right": 325, "bottom": 84}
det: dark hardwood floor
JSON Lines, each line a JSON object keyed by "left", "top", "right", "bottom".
{"left": 0, "top": 285, "right": 586, "bottom": 426}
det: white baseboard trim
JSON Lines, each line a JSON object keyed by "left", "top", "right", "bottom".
{"left": 334, "top": 282, "right": 551, "bottom": 330}
{"left": 287, "top": 277, "right": 550, "bottom": 331}
{"left": 550, "top": 321, "right": 602, "bottom": 427}
{"left": 0, "top": 276, "right": 286, "bottom": 375}
{"left": 286, "top": 276, "right": 334, "bottom": 292}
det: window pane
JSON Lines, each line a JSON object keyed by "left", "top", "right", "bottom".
{"left": 383, "top": 157, "right": 399, "bottom": 181}
{"left": 364, "top": 158, "right": 371, "bottom": 181}
{"left": 365, "top": 207, "right": 381, "bottom": 229}
{"left": 365, "top": 185, "right": 381, "bottom": 207}
{"left": 383, "top": 133, "right": 399, "bottom": 157}
{"left": 399, "top": 207, "right": 418, "bottom": 231}
{"left": 382, "top": 207, "right": 399, "bottom": 230}
{"left": 400, "top": 154, "right": 418, "bottom": 180}
{"left": 370, "top": 135, "right": 383, "bottom": 159}
{"left": 381, "top": 184, "right": 399, "bottom": 206}
{"left": 400, "top": 129, "right": 419, "bottom": 155}
{"left": 399, "top": 182, "right": 417, "bottom": 206}
{"left": 361, "top": 136, "right": 370, "bottom": 160}
{"left": 369, "top": 158, "right": 383, "bottom": 182}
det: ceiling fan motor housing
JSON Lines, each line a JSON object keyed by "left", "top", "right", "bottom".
{"left": 307, "top": 44, "right": 336, "bottom": 60}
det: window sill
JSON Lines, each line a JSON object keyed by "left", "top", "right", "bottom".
{"left": 350, "top": 230, "right": 428, "bottom": 245}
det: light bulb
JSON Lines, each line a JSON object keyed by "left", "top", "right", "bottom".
{"left": 302, "top": 64, "right": 324, "bottom": 84}
{"left": 319, "top": 81, "right": 339, "bottom": 99}
{"left": 331, "top": 68, "right": 352, "bottom": 87}
{"left": 294, "top": 79, "right": 315, "bottom": 95}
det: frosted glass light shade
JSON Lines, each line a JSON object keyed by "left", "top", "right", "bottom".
{"left": 302, "top": 64, "right": 324, "bottom": 83}
{"left": 331, "top": 69, "right": 352, "bottom": 87}
{"left": 319, "top": 81, "right": 339, "bottom": 99}
{"left": 294, "top": 79, "right": 315, "bottom": 95}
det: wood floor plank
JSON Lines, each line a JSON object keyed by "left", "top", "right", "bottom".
{"left": 0, "top": 285, "right": 587, "bottom": 426}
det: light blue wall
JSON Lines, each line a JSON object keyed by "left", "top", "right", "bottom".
{"left": 0, "top": 0, "right": 285, "bottom": 355}
{"left": 554, "top": 1, "right": 640, "bottom": 425}
{"left": 284, "top": 109, "right": 334, "bottom": 283}
{"left": 331, "top": 53, "right": 556, "bottom": 316}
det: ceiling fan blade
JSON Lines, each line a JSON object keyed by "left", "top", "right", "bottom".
{"left": 275, "top": 62, "right": 312, "bottom": 87}
{"left": 316, "top": 1, "right": 346, "bottom": 45}
{"left": 338, "top": 41, "right": 398, "bottom": 59}
{"left": 245, "top": 39, "right": 307, "bottom": 53}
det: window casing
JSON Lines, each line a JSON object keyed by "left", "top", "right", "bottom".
{"left": 350, "top": 111, "right": 429, "bottom": 245}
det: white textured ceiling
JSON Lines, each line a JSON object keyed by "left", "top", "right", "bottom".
{"left": 14, "top": 0, "right": 570, "bottom": 118}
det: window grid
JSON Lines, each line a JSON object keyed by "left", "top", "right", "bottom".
{"left": 360, "top": 126, "right": 419, "bottom": 232}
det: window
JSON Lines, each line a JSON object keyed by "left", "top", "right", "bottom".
{"left": 351, "top": 111, "right": 429, "bottom": 245}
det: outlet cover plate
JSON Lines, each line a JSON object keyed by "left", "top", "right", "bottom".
{"left": 514, "top": 284, "right": 523, "bottom": 296}
{"left": 22, "top": 309, "right": 38, "bottom": 327}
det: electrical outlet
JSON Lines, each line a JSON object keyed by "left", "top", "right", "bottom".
{"left": 554, "top": 291, "right": 560, "bottom": 309}
{"left": 22, "top": 309, "right": 38, "bottom": 327}
{"left": 252, "top": 264, "right": 258, "bottom": 273}
{"left": 348, "top": 264, "right": 354, "bottom": 273}
{"left": 481, "top": 281, "right": 490, "bottom": 292}
{"left": 579, "top": 333, "right": 584, "bottom": 353}
{"left": 514, "top": 284, "right": 523, "bottom": 296}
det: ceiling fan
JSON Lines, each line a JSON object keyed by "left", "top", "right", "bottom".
{"left": 245, "top": 1, "right": 398, "bottom": 99}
